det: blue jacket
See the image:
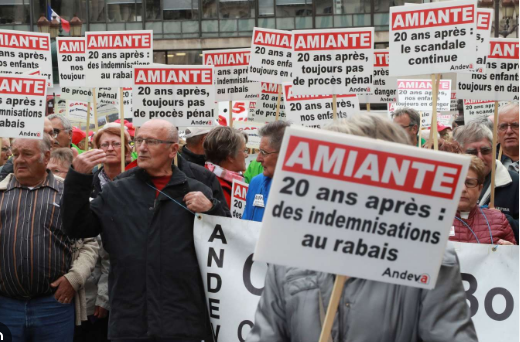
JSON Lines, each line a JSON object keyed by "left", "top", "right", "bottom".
{"left": 242, "top": 173, "right": 272, "bottom": 222}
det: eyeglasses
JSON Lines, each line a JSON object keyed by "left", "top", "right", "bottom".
{"left": 464, "top": 178, "right": 480, "bottom": 188}
{"left": 100, "top": 142, "right": 122, "bottom": 149}
{"left": 135, "top": 138, "right": 175, "bottom": 146}
{"left": 400, "top": 124, "right": 414, "bottom": 130}
{"left": 465, "top": 147, "right": 492, "bottom": 156}
{"left": 1, "top": 147, "right": 11, "bottom": 153}
{"left": 498, "top": 122, "right": 519, "bottom": 132}
{"left": 259, "top": 149, "right": 279, "bottom": 156}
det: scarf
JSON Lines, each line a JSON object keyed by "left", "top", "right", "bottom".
{"left": 205, "top": 162, "right": 244, "bottom": 183}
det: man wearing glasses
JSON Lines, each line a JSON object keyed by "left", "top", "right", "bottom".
{"left": 242, "top": 120, "right": 291, "bottom": 222}
{"left": 454, "top": 121, "right": 519, "bottom": 243}
{"left": 497, "top": 103, "right": 519, "bottom": 173}
{"left": 391, "top": 107, "right": 426, "bottom": 147}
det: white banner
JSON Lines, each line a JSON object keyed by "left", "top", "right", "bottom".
{"left": 194, "top": 215, "right": 267, "bottom": 342}
{"left": 397, "top": 79, "right": 452, "bottom": 111}
{"left": 0, "top": 30, "right": 53, "bottom": 87}
{"left": 254, "top": 83, "right": 285, "bottom": 122}
{"left": 255, "top": 126, "right": 471, "bottom": 289}
{"left": 56, "top": 37, "right": 86, "bottom": 87}
{"left": 359, "top": 50, "right": 398, "bottom": 104}
{"left": 291, "top": 27, "right": 374, "bottom": 95}
{"left": 0, "top": 74, "right": 47, "bottom": 139}
{"left": 454, "top": 242, "right": 519, "bottom": 342}
{"left": 389, "top": 0, "right": 477, "bottom": 76}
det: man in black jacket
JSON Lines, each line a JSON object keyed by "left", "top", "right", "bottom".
{"left": 62, "top": 119, "right": 226, "bottom": 341}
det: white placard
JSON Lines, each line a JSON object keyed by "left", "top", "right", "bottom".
{"left": 60, "top": 86, "right": 94, "bottom": 102}
{"left": 450, "top": 91, "right": 458, "bottom": 111}
{"left": 463, "top": 100, "right": 511, "bottom": 123}
{"left": 389, "top": 0, "right": 478, "bottom": 76}
{"left": 247, "top": 101, "right": 257, "bottom": 122}
{"left": 231, "top": 179, "right": 249, "bottom": 219}
{"left": 248, "top": 28, "right": 293, "bottom": 84}
{"left": 204, "top": 48, "right": 261, "bottom": 102}
{"left": 284, "top": 84, "right": 359, "bottom": 129}
{"left": 85, "top": 30, "right": 153, "bottom": 88}
{"left": 0, "top": 74, "right": 47, "bottom": 139}
{"left": 455, "top": 242, "right": 519, "bottom": 342}
{"left": 254, "top": 126, "right": 470, "bottom": 289}
{"left": 291, "top": 28, "right": 374, "bottom": 95}
{"left": 56, "top": 37, "right": 86, "bottom": 87}
{"left": 359, "top": 50, "right": 398, "bottom": 104}
{"left": 194, "top": 215, "right": 267, "bottom": 342}
{"left": 97, "top": 87, "right": 118, "bottom": 105}
{"left": 121, "top": 87, "right": 132, "bottom": 119}
{"left": 0, "top": 30, "right": 53, "bottom": 87}
{"left": 470, "top": 9, "right": 493, "bottom": 73}
{"left": 457, "top": 39, "right": 519, "bottom": 101}
{"left": 397, "top": 79, "right": 452, "bottom": 111}
{"left": 66, "top": 100, "right": 93, "bottom": 122}
{"left": 254, "top": 83, "right": 285, "bottom": 122}
{"left": 132, "top": 65, "right": 216, "bottom": 127}
{"left": 233, "top": 120, "right": 264, "bottom": 149}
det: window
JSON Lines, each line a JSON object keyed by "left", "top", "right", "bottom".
{"left": 166, "top": 50, "right": 202, "bottom": 65}
{"left": 202, "top": 0, "right": 218, "bottom": 18}
{"left": 220, "top": 0, "right": 253, "bottom": 19}
{"left": 145, "top": 0, "right": 161, "bottom": 20}
{"left": 259, "top": 0, "right": 274, "bottom": 17}
{"left": 106, "top": 0, "right": 142, "bottom": 22}
{"left": 163, "top": 0, "right": 198, "bottom": 20}
{"left": 276, "top": 0, "right": 312, "bottom": 17}
{"left": 0, "top": 0, "right": 30, "bottom": 24}
{"left": 89, "top": 0, "right": 106, "bottom": 22}
{"left": 334, "top": 0, "right": 370, "bottom": 15}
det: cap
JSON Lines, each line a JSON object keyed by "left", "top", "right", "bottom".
{"left": 72, "top": 127, "right": 86, "bottom": 146}
{"left": 437, "top": 123, "right": 451, "bottom": 132}
{"left": 184, "top": 127, "right": 212, "bottom": 139}
{"left": 114, "top": 119, "right": 135, "bottom": 137}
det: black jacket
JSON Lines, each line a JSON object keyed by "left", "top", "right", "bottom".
{"left": 62, "top": 165, "right": 225, "bottom": 340}
{"left": 0, "top": 158, "right": 13, "bottom": 181}
{"left": 180, "top": 145, "right": 206, "bottom": 167}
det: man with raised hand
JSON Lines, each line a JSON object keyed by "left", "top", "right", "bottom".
{"left": 62, "top": 119, "right": 226, "bottom": 341}
{"left": 497, "top": 103, "right": 519, "bottom": 173}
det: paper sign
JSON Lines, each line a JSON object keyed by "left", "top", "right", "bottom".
{"left": 450, "top": 91, "right": 458, "bottom": 111}
{"left": 389, "top": 0, "right": 477, "bottom": 76}
{"left": 248, "top": 28, "right": 293, "bottom": 84}
{"left": 66, "top": 101, "right": 93, "bottom": 122}
{"left": 470, "top": 9, "right": 493, "bottom": 73}
{"left": 60, "top": 86, "right": 94, "bottom": 102}
{"left": 194, "top": 215, "right": 267, "bottom": 342}
{"left": 231, "top": 179, "right": 249, "bottom": 219}
{"left": 121, "top": 87, "right": 132, "bottom": 119}
{"left": 56, "top": 37, "right": 86, "bottom": 87}
{"left": 254, "top": 83, "right": 285, "bottom": 122}
{"left": 247, "top": 101, "right": 257, "bottom": 121}
{"left": 204, "top": 48, "right": 261, "bottom": 102}
{"left": 284, "top": 84, "right": 359, "bottom": 129}
{"left": 234, "top": 120, "right": 264, "bottom": 149}
{"left": 0, "top": 74, "right": 47, "bottom": 139}
{"left": 359, "top": 50, "right": 398, "bottom": 104}
{"left": 397, "top": 79, "right": 452, "bottom": 111}
{"left": 132, "top": 65, "right": 215, "bottom": 127}
{"left": 254, "top": 126, "right": 470, "bottom": 289}
{"left": 97, "top": 87, "right": 118, "bottom": 105}
{"left": 85, "top": 30, "right": 153, "bottom": 87}
{"left": 291, "top": 28, "right": 374, "bottom": 95}
{"left": 0, "top": 30, "right": 53, "bottom": 87}
{"left": 463, "top": 100, "right": 511, "bottom": 123}
{"left": 457, "top": 39, "right": 519, "bottom": 101}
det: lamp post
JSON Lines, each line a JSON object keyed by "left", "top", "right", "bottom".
{"left": 37, "top": 14, "right": 50, "bottom": 34}
{"left": 502, "top": 0, "right": 518, "bottom": 38}
{"left": 50, "top": 15, "right": 60, "bottom": 39}
{"left": 70, "top": 14, "right": 83, "bottom": 37}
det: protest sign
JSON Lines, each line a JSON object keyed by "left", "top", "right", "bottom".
{"left": 454, "top": 242, "right": 519, "bottom": 342}
{"left": 463, "top": 100, "right": 510, "bottom": 123}
{"left": 231, "top": 180, "right": 249, "bottom": 219}
{"left": 56, "top": 37, "right": 86, "bottom": 87}
{"left": 284, "top": 84, "right": 359, "bottom": 129}
{"left": 194, "top": 215, "right": 267, "bottom": 342}
{"left": 254, "top": 83, "right": 285, "bottom": 122}
{"left": 450, "top": 91, "right": 458, "bottom": 111}
{"left": 389, "top": 0, "right": 477, "bottom": 76}
{"left": 359, "top": 50, "right": 398, "bottom": 104}
{"left": 470, "top": 8, "right": 493, "bottom": 73}
{"left": 248, "top": 28, "right": 293, "bottom": 84}
{"left": 97, "top": 87, "right": 118, "bottom": 105}
{"left": 254, "top": 126, "right": 470, "bottom": 289}
{"left": 132, "top": 65, "right": 215, "bottom": 127}
{"left": 233, "top": 120, "right": 263, "bottom": 149}
{"left": 247, "top": 101, "right": 257, "bottom": 121}
{"left": 121, "top": 87, "right": 132, "bottom": 119}
{"left": 437, "top": 113, "right": 454, "bottom": 127}
{"left": 85, "top": 30, "right": 153, "bottom": 87}
{"left": 457, "top": 39, "right": 519, "bottom": 101}
{"left": 0, "top": 74, "right": 47, "bottom": 139}
{"left": 0, "top": 30, "right": 53, "bottom": 87}
{"left": 397, "top": 79, "right": 451, "bottom": 111}
{"left": 291, "top": 28, "right": 374, "bottom": 96}
{"left": 204, "top": 49, "right": 261, "bottom": 102}
{"left": 61, "top": 86, "right": 94, "bottom": 102}
{"left": 66, "top": 101, "right": 94, "bottom": 122}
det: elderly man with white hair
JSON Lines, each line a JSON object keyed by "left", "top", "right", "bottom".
{"left": 497, "top": 102, "right": 519, "bottom": 173}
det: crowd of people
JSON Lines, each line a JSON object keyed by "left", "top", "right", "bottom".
{"left": 0, "top": 101, "right": 517, "bottom": 341}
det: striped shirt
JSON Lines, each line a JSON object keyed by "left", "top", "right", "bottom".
{"left": 0, "top": 171, "right": 72, "bottom": 299}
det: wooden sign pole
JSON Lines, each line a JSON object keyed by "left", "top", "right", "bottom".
{"left": 229, "top": 101, "right": 233, "bottom": 127}
{"left": 366, "top": 103, "right": 370, "bottom": 112}
{"left": 490, "top": 101, "right": 499, "bottom": 208}
{"left": 332, "top": 95, "right": 338, "bottom": 122}
{"left": 318, "top": 275, "right": 349, "bottom": 342}
{"left": 429, "top": 74, "right": 441, "bottom": 151}
{"left": 92, "top": 88, "right": 99, "bottom": 134}
{"left": 275, "top": 85, "right": 282, "bottom": 121}
{"left": 84, "top": 103, "right": 91, "bottom": 151}
{"left": 418, "top": 115, "right": 422, "bottom": 148}
{"left": 119, "top": 87, "right": 125, "bottom": 173}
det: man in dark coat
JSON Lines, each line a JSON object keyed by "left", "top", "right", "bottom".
{"left": 62, "top": 119, "right": 226, "bottom": 341}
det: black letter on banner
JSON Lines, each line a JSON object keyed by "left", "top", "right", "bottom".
{"left": 209, "top": 298, "right": 220, "bottom": 319}
{"left": 237, "top": 320, "right": 254, "bottom": 342}
{"left": 208, "top": 248, "right": 224, "bottom": 268}
{"left": 461, "top": 273, "right": 479, "bottom": 317}
{"left": 209, "top": 224, "right": 228, "bottom": 244}
{"left": 484, "top": 287, "right": 514, "bottom": 321}
{"left": 243, "top": 254, "right": 263, "bottom": 296}
{"left": 211, "top": 323, "right": 221, "bottom": 341}
{"left": 208, "top": 273, "right": 222, "bottom": 293}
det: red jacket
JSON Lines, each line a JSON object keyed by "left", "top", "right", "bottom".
{"left": 450, "top": 206, "right": 517, "bottom": 244}
{"left": 216, "top": 176, "right": 232, "bottom": 208}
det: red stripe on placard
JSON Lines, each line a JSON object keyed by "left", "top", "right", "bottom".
{"left": 488, "top": 41, "right": 519, "bottom": 59}
{"left": 397, "top": 80, "right": 451, "bottom": 90}
{"left": 391, "top": 5, "right": 474, "bottom": 31}
{"left": 0, "top": 76, "right": 46, "bottom": 96}
{"left": 58, "top": 39, "right": 85, "bottom": 54}
{"left": 233, "top": 182, "right": 248, "bottom": 201}
{"left": 282, "top": 136, "right": 463, "bottom": 199}
{"left": 253, "top": 30, "right": 292, "bottom": 49}
{"left": 0, "top": 32, "right": 49, "bottom": 51}
{"left": 284, "top": 85, "right": 356, "bottom": 102}
{"left": 293, "top": 31, "right": 372, "bottom": 51}
{"left": 204, "top": 51, "right": 251, "bottom": 67}
{"left": 374, "top": 52, "right": 389, "bottom": 67}
{"left": 464, "top": 99, "right": 494, "bottom": 105}
{"left": 477, "top": 11, "right": 492, "bottom": 30}
{"left": 87, "top": 33, "right": 152, "bottom": 50}
{"left": 134, "top": 68, "right": 213, "bottom": 85}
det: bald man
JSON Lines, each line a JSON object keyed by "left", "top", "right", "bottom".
{"left": 62, "top": 119, "right": 225, "bottom": 341}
